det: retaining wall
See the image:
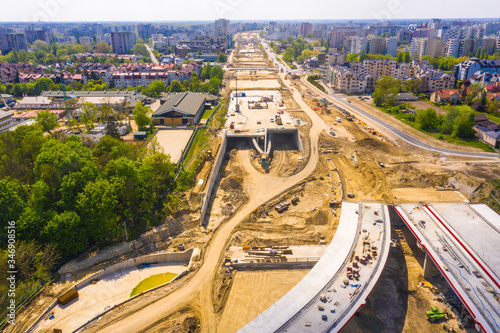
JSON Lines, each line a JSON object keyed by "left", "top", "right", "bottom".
{"left": 200, "top": 133, "right": 228, "bottom": 226}
{"left": 26, "top": 249, "right": 195, "bottom": 333}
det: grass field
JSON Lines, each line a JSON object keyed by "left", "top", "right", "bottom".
{"left": 443, "top": 104, "right": 500, "bottom": 124}
{"left": 201, "top": 107, "right": 215, "bottom": 120}
{"left": 130, "top": 272, "right": 178, "bottom": 297}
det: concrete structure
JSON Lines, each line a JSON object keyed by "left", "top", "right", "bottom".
{"left": 455, "top": 58, "right": 500, "bottom": 81}
{"left": 395, "top": 204, "right": 500, "bottom": 333}
{"left": 298, "top": 22, "right": 313, "bottom": 38}
{"left": 410, "top": 37, "right": 444, "bottom": 59}
{"left": 79, "top": 36, "right": 93, "bottom": 45}
{"left": 29, "top": 249, "right": 197, "bottom": 333}
{"left": 111, "top": 31, "right": 136, "bottom": 54}
{"left": 0, "top": 32, "right": 27, "bottom": 52}
{"left": 240, "top": 202, "right": 391, "bottom": 333}
{"left": 0, "top": 110, "right": 14, "bottom": 132}
{"left": 153, "top": 92, "right": 206, "bottom": 126}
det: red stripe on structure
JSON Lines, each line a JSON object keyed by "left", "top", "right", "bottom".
{"left": 424, "top": 205, "right": 500, "bottom": 290}
{"left": 395, "top": 207, "right": 477, "bottom": 320}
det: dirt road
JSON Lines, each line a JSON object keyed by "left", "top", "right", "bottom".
{"left": 83, "top": 33, "right": 330, "bottom": 333}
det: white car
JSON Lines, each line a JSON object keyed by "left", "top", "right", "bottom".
{"left": 256, "top": 128, "right": 260, "bottom": 133}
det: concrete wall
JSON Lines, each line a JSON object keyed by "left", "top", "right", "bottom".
{"left": 200, "top": 133, "right": 228, "bottom": 226}
{"left": 26, "top": 249, "right": 195, "bottom": 333}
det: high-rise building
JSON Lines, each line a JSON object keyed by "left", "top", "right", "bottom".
{"left": 0, "top": 33, "right": 28, "bottom": 52}
{"left": 25, "top": 26, "right": 50, "bottom": 44}
{"left": 410, "top": 38, "right": 443, "bottom": 59}
{"left": 79, "top": 36, "right": 93, "bottom": 45}
{"left": 138, "top": 23, "right": 152, "bottom": 41}
{"left": 445, "top": 38, "right": 461, "bottom": 57}
{"left": 298, "top": 22, "right": 313, "bottom": 37}
{"left": 367, "top": 38, "right": 386, "bottom": 55}
{"left": 111, "top": 31, "right": 136, "bottom": 54}
{"left": 385, "top": 38, "right": 398, "bottom": 57}
{"left": 214, "top": 19, "right": 230, "bottom": 37}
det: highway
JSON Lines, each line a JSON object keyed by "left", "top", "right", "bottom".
{"left": 260, "top": 37, "right": 499, "bottom": 160}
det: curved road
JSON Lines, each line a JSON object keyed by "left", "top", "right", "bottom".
{"left": 262, "top": 41, "right": 499, "bottom": 160}
{"left": 83, "top": 34, "right": 329, "bottom": 333}
{"left": 328, "top": 93, "right": 499, "bottom": 159}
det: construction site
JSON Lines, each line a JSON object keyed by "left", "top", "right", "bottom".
{"left": 14, "top": 32, "right": 500, "bottom": 333}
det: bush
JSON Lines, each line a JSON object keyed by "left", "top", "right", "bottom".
{"left": 307, "top": 75, "right": 325, "bottom": 92}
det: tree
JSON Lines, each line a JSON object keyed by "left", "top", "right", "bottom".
{"left": 372, "top": 76, "right": 401, "bottom": 107}
{"left": 96, "top": 41, "right": 111, "bottom": 53}
{"left": 403, "top": 78, "right": 423, "bottom": 95}
{"left": 44, "top": 211, "right": 87, "bottom": 256}
{"left": 105, "top": 117, "right": 120, "bottom": 140}
{"left": 80, "top": 102, "right": 97, "bottom": 131}
{"left": 144, "top": 80, "right": 166, "bottom": 97}
{"left": 200, "top": 64, "right": 211, "bottom": 80}
{"left": 34, "top": 77, "right": 55, "bottom": 95}
{"left": 217, "top": 52, "right": 227, "bottom": 63}
{"left": 282, "top": 47, "right": 294, "bottom": 63}
{"left": 36, "top": 110, "right": 60, "bottom": 133}
{"left": 416, "top": 108, "right": 440, "bottom": 131}
{"left": 207, "top": 77, "right": 221, "bottom": 95}
{"left": 210, "top": 65, "right": 224, "bottom": 81}
{"left": 169, "top": 80, "right": 184, "bottom": 93}
{"left": 133, "top": 102, "right": 152, "bottom": 131}
{"left": 453, "top": 113, "right": 475, "bottom": 138}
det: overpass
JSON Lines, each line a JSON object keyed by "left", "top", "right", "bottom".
{"left": 395, "top": 203, "right": 500, "bottom": 333}
{"left": 239, "top": 202, "right": 391, "bottom": 333}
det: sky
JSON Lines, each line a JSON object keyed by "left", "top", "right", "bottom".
{"left": 3, "top": 0, "right": 500, "bottom": 22}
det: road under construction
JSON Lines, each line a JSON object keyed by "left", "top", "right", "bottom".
{"left": 18, "top": 32, "right": 500, "bottom": 333}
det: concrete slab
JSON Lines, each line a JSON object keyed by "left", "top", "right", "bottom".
{"left": 153, "top": 129, "right": 193, "bottom": 164}
{"left": 35, "top": 263, "right": 187, "bottom": 332}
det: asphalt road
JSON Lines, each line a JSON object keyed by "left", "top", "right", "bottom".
{"left": 328, "top": 94, "right": 499, "bottom": 159}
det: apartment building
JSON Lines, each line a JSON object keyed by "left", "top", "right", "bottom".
{"left": 455, "top": 58, "right": 500, "bottom": 80}
{"left": 79, "top": 36, "right": 93, "bottom": 45}
{"left": 0, "top": 33, "right": 28, "bottom": 52}
{"left": 328, "top": 59, "right": 454, "bottom": 93}
{"left": 410, "top": 38, "right": 444, "bottom": 59}
{"left": 111, "top": 31, "right": 136, "bottom": 54}
{"left": 298, "top": 22, "right": 313, "bottom": 37}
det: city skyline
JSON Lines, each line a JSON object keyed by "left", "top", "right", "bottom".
{"left": 1, "top": 0, "right": 500, "bottom": 23}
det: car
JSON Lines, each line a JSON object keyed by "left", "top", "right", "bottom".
{"left": 270, "top": 118, "right": 275, "bottom": 122}
{"left": 256, "top": 128, "right": 260, "bottom": 133}
{"left": 280, "top": 126, "right": 285, "bottom": 129}
{"left": 261, "top": 127, "right": 265, "bottom": 132}
{"left": 330, "top": 131, "right": 336, "bottom": 136}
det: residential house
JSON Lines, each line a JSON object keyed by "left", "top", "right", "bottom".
{"left": 430, "top": 89, "right": 462, "bottom": 104}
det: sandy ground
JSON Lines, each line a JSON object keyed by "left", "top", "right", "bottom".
{"left": 217, "top": 270, "right": 310, "bottom": 333}
{"left": 153, "top": 129, "right": 194, "bottom": 164}
{"left": 409, "top": 101, "right": 447, "bottom": 114}
{"left": 229, "top": 79, "right": 281, "bottom": 90}
{"left": 348, "top": 99, "right": 485, "bottom": 153}
{"left": 35, "top": 263, "right": 187, "bottom": 332}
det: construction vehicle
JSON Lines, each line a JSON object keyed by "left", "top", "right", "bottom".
{"left": 276, "top": 116, "right": 283, "bottom": 125}
{"left": 426, "top": 307, "right": 445, "bottom": 321}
